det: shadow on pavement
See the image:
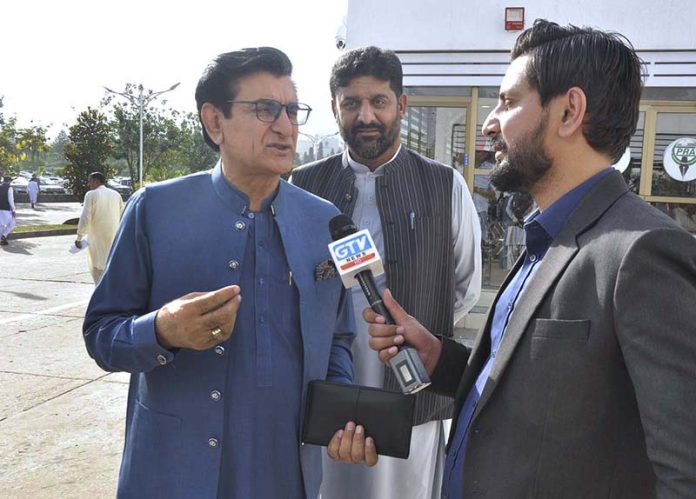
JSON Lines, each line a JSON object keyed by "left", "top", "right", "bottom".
{"left": 16, "top": 203, "right": 80, "bottom": 212}
{"left": 1, "top": 240, "right": 37, "bottom": 255}
{"left": 16, "top": 214, "right": 45, "bottom": 224}
{"left": 0, "top": 290, "right": 49, "bottom": 301}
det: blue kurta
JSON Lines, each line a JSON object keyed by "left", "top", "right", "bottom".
{"left": 217, "top": 188, "right": 304, "bottom": 498}
{"left": 82, "top": 163, "right": 355, "bottom": 499}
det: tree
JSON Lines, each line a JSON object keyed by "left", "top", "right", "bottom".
{"left": 52, "top": 129, "right": 69, "bottom": 153}
{"left": 0, "top": 116, "right": 22, "bottom": 175}
{"left": 16, "top": 124, "right": 49, "bottom": 163}
{"left": 302, "top": 148, "right": 315, "bottom": 165}
{"left": 103, "top": 84, "right": 216, "bottom": 186}
{"left": 64, "top": 107, "right": 114, "bottom": 199}
{"left": 0, "top": 99, "right": 53, "bottom": 173}
{"left": 170, "top": 112, "right": 218, "bottom": 173}
{"left": 48, "top": 130, "right": 69, "bottom": 168}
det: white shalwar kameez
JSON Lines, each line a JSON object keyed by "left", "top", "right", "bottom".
{"left": 319, "top": 148, "right": 482, "bottom": 499}
{"left": 27, "top": 180, "right": 39, "bottom": 206}
{"left": 0, "top": 187, "right": 17, "bottom": 237}
{"left": 76, "top": 186, "right": 124, "bottom": 283}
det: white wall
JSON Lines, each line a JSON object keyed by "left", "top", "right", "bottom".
{"left": 345, "top": 0, "right": 696, "bottom": 51}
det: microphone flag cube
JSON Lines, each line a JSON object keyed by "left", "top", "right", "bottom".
{"left": 328, "top": 229, "right": 385, "bottom": 288}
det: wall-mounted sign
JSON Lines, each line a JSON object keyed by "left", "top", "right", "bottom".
{"left": 663, "top": 137, "right": 696, "bottom": 182}
{"left": 612, "top": 147, "right": 631, "bottom": 173}
{"left": 505, "top": 7, "right": 525, "bottom": 31}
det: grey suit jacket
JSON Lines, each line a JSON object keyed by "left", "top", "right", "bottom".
{"left": 431, "top": 171, "right": 696, "bottom": 498}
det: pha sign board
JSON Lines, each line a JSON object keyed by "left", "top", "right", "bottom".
{"left": 664, "top": 137, "right": 696, "bottom": 182}
{"left": 328, "top": 229, "right": 385, "bottom": 288}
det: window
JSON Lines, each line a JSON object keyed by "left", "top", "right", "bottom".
{"left": 651, "top": 112, "right": 696, "bottom": 198}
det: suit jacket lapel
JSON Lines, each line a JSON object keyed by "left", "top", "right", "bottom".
{"left": 470, "top": 170, "right": 630, "bottom": 421}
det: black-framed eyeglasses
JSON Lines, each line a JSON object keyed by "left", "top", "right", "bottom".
{"left": 227, "top": 99, "right": 312, "bottom": 126}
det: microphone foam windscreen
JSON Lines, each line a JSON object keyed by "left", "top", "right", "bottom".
{"left": 329, "top": 214, "right": 357, "bottom": 241}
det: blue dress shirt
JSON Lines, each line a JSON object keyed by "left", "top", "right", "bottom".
{"left": 442, "top": 169, "right": 613, "bottom": 498}
{"left": 216, "top": 186, "right": 304, "bottom": 498}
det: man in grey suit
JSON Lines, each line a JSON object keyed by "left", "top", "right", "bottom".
{"left": 331, "top": 19, "right": 696, "bottom": 498}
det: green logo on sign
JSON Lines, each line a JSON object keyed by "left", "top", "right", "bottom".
{"left": 671, "top": 138, "right": 696, "bottom": 179}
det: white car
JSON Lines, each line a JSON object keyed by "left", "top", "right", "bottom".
{"left": 107, "top": 179, "right": 133, "bottom": 197}
{"left": 38, "top": 177, "right": 66, "bottom": 194}
{"left": 10, "top": 177, "right": 29, "bottom": 193}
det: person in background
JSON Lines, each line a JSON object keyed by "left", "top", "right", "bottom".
{"left": 0, "top": 176, "right": 16, "bottom": 246}
{"left": 502, "top": 192, "right": 533, "bottom": 268}
{"left": 293, "top": 46, "right": 481, "bottom": 499}
{"left": 671, "top": 203, "right": 696, "bottom": 234}
{"left": 75, "top": 172, "right": 124, "bottom": 284}
{"left": 27, "top": 175, "right": 40, "bottom": 209}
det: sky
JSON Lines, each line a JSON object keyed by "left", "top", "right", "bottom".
{"left": 0, "top": 0, "right": 349, "bottom": 141}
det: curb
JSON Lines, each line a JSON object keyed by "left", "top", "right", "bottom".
{"left": 9, "top": 228, "right": 77, "bottom": 240}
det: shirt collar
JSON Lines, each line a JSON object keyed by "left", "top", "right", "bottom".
{"left": 534, "top": 167, "right": 613, "bottom": 240}
{"left": 523, "top": 167, "right": 613, "bottom": 257}
{"left": 211, "top": 160, "right": 277, "bottom": 215}
{"left": 343, "top": 144, "right": 402, "bottom": 175}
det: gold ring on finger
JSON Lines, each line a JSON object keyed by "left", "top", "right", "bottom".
{"left": 210, "top": 327, "right": 224, "bottom": 341}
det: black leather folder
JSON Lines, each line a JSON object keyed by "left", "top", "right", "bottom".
{"left": 302, "top": 380, "right": 416, "bottom": 459}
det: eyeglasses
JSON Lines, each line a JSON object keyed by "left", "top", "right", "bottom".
{"left": 227, "top": 99, "right": 312, "bottom": 126}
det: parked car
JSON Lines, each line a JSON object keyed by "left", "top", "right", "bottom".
{"left": 38, "top": 177, "right": 67, "bottom": 194}
{"left": 114, "top": 177, "right": 133, "bottom": 188}
{"left": 107, "top": 179, "right": 133, "bottom": 197}
{"left": 10, "top": 177, "right": 28, "bottom": 193}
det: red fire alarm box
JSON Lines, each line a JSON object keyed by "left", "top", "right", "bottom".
{"left": 505, "top": 7, "right": 525, "bottom": 31}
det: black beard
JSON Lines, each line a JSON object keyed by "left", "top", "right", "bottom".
{"left": 340, "top": 116, "right": 401, "bottom": 161}
{"left": 489, "top": 116, "right": 552, "bottom": 193}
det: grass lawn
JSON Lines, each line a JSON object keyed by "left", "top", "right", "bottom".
{"left": 14, "top": 224, "right": 76, "bottom": 234}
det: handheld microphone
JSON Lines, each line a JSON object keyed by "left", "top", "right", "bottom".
{"left": 328, "top": 214, "right": 431, "bottom": 395}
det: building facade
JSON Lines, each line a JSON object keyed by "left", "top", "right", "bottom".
{"left": 343, "top": 0, "right": 696, "bottom": 285}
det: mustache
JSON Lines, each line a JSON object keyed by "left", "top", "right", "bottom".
{"left": 489, "top": 136, "right": 507, "bottom": 152}
{"left": 352, "top": 123, "right": 386, "bottom": 134}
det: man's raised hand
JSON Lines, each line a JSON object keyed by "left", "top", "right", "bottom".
{"left": 155, "top": 285, "right": 242, "bottom": 350}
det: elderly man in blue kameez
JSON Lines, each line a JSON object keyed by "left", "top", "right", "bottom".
{"left": 83, "top": 47, "right": 355, "bottom": 499}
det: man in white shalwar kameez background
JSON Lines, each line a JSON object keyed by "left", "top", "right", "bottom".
{"left": 27, "top": 175, "right": 40, "bottom": 209}
{"left": 292, "top": 46, "right": 481, "bottom": 499}
{"left": 75, "top": 172, "right": 124, "bottom": 283}
{"left": 0, "top": 176, "right": 17, "bottom": 246}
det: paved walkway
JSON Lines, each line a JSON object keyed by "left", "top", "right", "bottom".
{"left": 0, "top": 231, "right": 494, "bottom": 498}
{"left": 0, "top": 235, "right": 126, "bottom": 498}
{"left": 12, "top": 201, "right": 84, "bottom": 228}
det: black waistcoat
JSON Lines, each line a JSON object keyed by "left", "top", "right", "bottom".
{"left": 0, "top": 184, "right": 11, "bottom": 211}
{"left": 293, "top": 148, "right": 456, "bottom": 424}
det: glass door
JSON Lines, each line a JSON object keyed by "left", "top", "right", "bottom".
{"left": 641, "top": 106, "right": 696, "bottom": 235}
{"left": 401, "top": 103, "right": 470, "bottom": 175}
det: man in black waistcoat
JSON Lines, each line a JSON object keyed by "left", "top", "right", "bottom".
{"left": 0, "top": 176, "right": 17, "bottom": 246}
{"left": 292, "top": 46, "right": 481, "bottom": 499}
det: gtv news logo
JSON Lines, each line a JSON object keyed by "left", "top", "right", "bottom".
{"left": 329, "top": 230, "right": 378, "bottom": 272}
